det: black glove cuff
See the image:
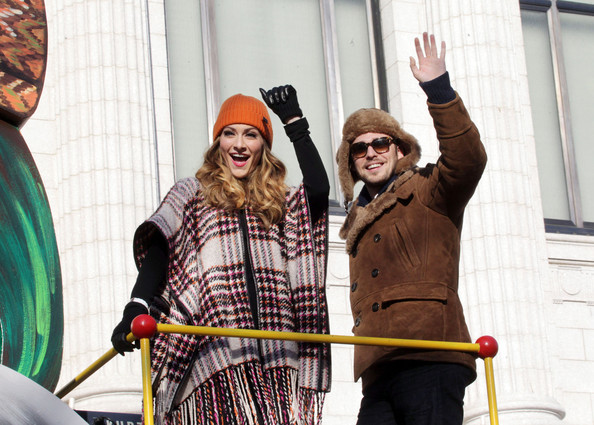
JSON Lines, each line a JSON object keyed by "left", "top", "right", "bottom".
{"left": 124, "top": 301, "right": 149, "bottom": 317}
{"left": 275, "top": 100, "right": 303, "bottom": 123}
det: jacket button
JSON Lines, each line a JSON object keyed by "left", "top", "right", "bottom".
{"left": 372, "top": 302, "right": 379, "bottom": 312}
{"left": 371, "top": 268, "right": 379, "bottom": 278}
{"left": 374, "top": 234, "right": 381, "bottom": 242}
{"left": 351, "top": 281, "right": 358, "bottom": 292}
{"left": 355, "top": 317, "right": 361, "bottom": 327}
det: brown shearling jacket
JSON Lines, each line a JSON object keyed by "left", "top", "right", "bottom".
{"left": 339, "top": 95, "right": 487, "bottom": 383}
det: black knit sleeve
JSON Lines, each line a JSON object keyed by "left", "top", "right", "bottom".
{"left": 284, "top": 118, "right": 330, "bottom": 222}
{"left": 419, "top": 71, "right": 456, "bottom": 104}
{"left": 130, "top": 233, "right": 168, "bottom": 303}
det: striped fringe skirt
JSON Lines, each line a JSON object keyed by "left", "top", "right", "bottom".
{"left": 163, "top": 362, "right": 324, "bottom": 425}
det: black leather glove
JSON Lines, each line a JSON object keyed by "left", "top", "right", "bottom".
{"left": 259, "top": 84, "right": 303, "bottom": 124}
{"left": 111, "top": 301, "right": 147, "bottom": 355}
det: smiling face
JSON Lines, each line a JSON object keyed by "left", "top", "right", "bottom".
{"left": 219, "top": 124, "right": 266, "bottom": 179}
{"left": 351, "top": 131, "right": 404, "bottom": 198}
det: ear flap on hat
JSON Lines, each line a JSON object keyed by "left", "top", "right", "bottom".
{"left": 336, "top": 141, "right": 355, "bottom": 205}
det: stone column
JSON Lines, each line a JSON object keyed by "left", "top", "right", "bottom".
{"left": 381, "top": 0, "right": 565, "bottom": 423}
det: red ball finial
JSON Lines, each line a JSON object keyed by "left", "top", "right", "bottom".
{"left": 476, "top": 335, "right": 499, "bottom": 359}
{"left": 131, "top": 314, "right": 157, "bottom": 339}
{"left": 476, "top": 335, "right": 498, "bottom": 359}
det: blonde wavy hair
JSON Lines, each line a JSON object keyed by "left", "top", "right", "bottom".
{"left": 195, "top": 139, "right": 287, "bottom": 228}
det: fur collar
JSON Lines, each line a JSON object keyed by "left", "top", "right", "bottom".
{"left": 339, "top": 168, "right": 417, "bottom": 253}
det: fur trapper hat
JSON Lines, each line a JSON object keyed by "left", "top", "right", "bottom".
{"left": 336, "top": 108, "right": 421, "bottom": 205}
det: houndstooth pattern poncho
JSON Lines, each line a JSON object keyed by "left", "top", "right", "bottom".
{"left": 133, "top": 177, "right": 331, "bottom": 425}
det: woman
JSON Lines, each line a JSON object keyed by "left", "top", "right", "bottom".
{"left": 111, "top": 86, "right": 331, "bottom": 425}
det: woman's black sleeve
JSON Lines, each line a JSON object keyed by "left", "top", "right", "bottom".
{"left": 130, "top": 233, "right": 168, "bottom": 303}
{"left": 284, "top": 118, "right": 330, "bottom": 222}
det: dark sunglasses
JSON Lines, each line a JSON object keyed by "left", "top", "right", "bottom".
{"left": 350, "top": 136, "right": 395, "bottom": 159}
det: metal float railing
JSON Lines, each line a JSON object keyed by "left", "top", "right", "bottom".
{"left": 56, "top": 315, "right": 500, "bottom": 425}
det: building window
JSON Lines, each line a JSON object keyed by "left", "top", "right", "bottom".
{"left": 520, "top": 0, "right": 594, "bottom": 234}
{"left": 164, "top": 0, "right": 386, "bottom": 206}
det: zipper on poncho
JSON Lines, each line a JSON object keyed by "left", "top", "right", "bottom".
{"left": 238, "top": 209, "right": 267, "bottom": 425}
{"left": 239, "top": 210, "right": 262, "bottom": 336}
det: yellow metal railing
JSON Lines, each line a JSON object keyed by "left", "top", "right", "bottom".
{"left": 56, "top": 314, "right": 500, "bottom": 425}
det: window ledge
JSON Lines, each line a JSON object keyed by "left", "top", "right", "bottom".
{"left": 546, "top": 232, "right": 594, "bottom": 264}
{"left": 545, "top": 219, "right": 594, "bottom": 237}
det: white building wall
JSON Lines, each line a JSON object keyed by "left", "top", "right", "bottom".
{"left": 546, "top": 235, "right": 594, "bottom": 424}
{"left": 19, "top": 0, "right": 594, "bottom": 424}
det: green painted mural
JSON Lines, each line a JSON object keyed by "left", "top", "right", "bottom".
{"left": 0, "top": 0, "right": 63, "bottom": 392}
{"left": 0, "top": 121, "right": 63, "bottom": 391}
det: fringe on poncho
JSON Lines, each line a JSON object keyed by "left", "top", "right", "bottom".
{"left": 133, "top": 177, "right": 331, "bottom": 425}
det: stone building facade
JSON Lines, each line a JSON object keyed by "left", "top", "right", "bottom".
{"left": 23, "top": 1, "right": 594, "bottom": 423}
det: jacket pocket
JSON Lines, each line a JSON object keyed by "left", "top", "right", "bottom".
{"left": 352, "top": 283, "right": 448, "bottom": 343}
{"left": 384, "top": 283, "right": 447, "bottom": 343}
{"left": 389, "top": 221, "right": 421, "bottom": 271}
{"left": 380, "top": 282, "right": 447, "bottom": 306}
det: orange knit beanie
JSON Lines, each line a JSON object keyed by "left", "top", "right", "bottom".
{"left": 213, "top": 94, "right": 273, "bottom": 147}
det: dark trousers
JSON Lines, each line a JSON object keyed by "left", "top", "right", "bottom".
{"left": 356, "top": 362, "right": 475, "bottom": 425}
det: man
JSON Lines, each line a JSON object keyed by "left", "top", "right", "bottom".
{"left": 336, "top": 33, "right": 487, "bottom": 425}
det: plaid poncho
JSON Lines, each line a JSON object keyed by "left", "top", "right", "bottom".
{"left": 133, "top": 177, "right": 331, "bottom": 425}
